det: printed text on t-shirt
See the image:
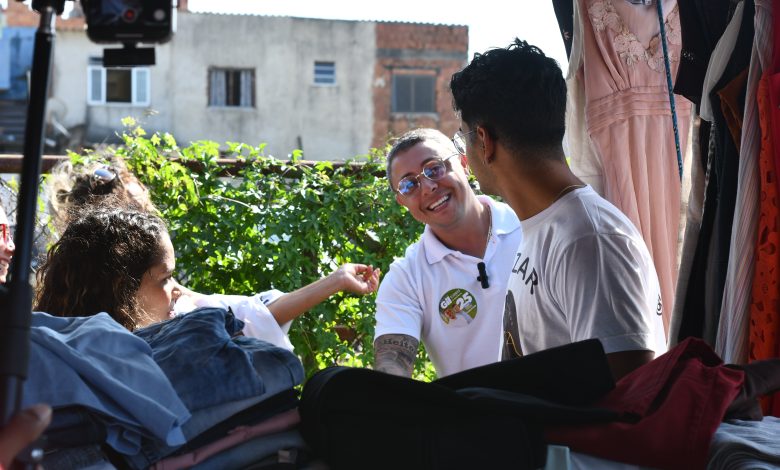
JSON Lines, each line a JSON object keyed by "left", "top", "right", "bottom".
{"left": 511, "top": 252, "right": 538, "bottom": 295}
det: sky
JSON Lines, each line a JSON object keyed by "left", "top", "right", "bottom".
{"left": 3, "top": 1, "right": 569, "bottom": 72}
{"left": 186, "top": 0, "right": 570, "bottom": 73}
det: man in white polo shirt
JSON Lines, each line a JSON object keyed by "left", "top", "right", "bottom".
{"left": 373, "top": 128, "right": 523, "bottom": 377}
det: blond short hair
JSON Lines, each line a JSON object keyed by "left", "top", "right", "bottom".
{"left": 46, "top": 154, "right": 157, "bottom": 235}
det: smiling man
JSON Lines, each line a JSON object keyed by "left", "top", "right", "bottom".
{"left": 373, "top": 128, "right": 522, "bottom": 377}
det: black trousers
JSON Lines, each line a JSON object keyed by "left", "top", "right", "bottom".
{"left": 299, "top": 339, "right": 617, "bottom": 470}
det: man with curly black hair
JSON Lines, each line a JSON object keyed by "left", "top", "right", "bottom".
{"left": 450, "top": 40, "right": 666, "bottom": 379}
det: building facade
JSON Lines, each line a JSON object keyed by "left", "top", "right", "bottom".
{"left": 1, "top": 2, "right": 468, "bottom": 161}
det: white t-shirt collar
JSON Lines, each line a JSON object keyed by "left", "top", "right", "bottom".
{"left": 521, "top": 185, "right": 592, "bottom": 233}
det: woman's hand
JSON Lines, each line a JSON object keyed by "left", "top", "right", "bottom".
{"left": 333, "top": 263, "right": 381, "bottom": 295}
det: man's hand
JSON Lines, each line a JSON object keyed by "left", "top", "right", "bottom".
{"left": 606, "top": 350, "right": 655, "bottom": 380}
{"left": 0, "top": 404, "right": 51, "bottom": 470}
{"left": 374, "top": 334, "right": 418, "bottom": 377}
{"left": 267, "top": 263, "right": 380, "bottom": 325}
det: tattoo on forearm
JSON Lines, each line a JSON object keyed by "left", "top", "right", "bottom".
{"left": 374, "top": 334, "right": 419, "bottom": 377}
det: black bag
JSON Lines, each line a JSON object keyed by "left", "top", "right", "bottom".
{"left": 300, "top": 339, "right": 618, "bottom": 470}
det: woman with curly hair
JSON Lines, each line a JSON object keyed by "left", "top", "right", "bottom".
{"left": 35, "top": 208, "right": 175, "bottom": 330}
{"left": 34, "top": 207, "right": 380, "bottom": 345}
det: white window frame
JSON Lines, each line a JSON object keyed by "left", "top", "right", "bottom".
{"left": 313, "top": 61, "right": 336, "bottom": 86}
{"left": 86, "top": 65, "right": 151, "bottom": 106}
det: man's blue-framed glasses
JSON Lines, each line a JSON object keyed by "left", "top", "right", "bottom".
{"left": 396, "top": 154, "right": 458, "bottom": 197}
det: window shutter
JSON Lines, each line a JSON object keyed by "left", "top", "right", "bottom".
{"left": 413, "top": 76, "right": 435, "bottom": 112}
{"left": 314, "top": 61, "right": 336, "bottom": 85}
{"left": 0, "top": 39, "right": 11, "bottom": 91}
{"left": 393, "top": 75, "right": 412, "bottom": 112}
{"left": 240, "top": 69, "right": 253, "bottom": 107}
{"left": 88, "top": 67, "right": 104, "bottom": 104}
{"left": 134, "top": 68, "right": 149, "bottom": 105}
{"left": 209, "top": 69, "right": 226, "bottom": 106}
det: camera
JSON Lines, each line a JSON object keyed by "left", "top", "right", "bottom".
{"left": 83, "top": 0, "right": 174, "bottom": 45}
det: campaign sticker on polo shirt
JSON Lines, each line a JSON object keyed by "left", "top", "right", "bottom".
{"left": 439, "top": 288, "right": 478, "bottom": 326}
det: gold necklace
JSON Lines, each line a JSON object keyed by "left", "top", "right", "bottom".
{"left": 553, "top": 184, "right": 586, "bottom": 203}
{"left": 483, "top": 205, "right": 492, "bottom": 257}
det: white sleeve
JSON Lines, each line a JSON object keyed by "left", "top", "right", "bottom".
{"left": 374, "top": 262, "right": 423, "bottom": 342}
{"left": 252, "top": 289, "right": 290, "bottom": 334}
{"left": 552, "top": 233, "right": 664, "bottom": 355}
{"left": 177, "top": 291, "right": 294, "bottom": 351}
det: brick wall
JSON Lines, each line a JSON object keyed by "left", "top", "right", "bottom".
{"left": 372, "top": 21, "right": 468, "bottom": 150}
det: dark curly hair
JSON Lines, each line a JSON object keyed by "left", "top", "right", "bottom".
{"left": 450, "top": 39, "right": 566, "bottom": 158}
{"left": 34, "top": 207, "right": 167, "bottom": 330}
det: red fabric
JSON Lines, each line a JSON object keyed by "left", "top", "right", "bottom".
{"left": 772, "top": 0, "right": 780, "bottom": 204}
{"left": 767, "top": 0, "right": 780, "bottom": 417}
{"left": 771, "top": 73, "right": 780, "bottom": 226}
{"left": 545, "top": 338, "right": 744, "bottom": 470}
{"left": 750, "top": 74, "right": 780, "bottom": 417}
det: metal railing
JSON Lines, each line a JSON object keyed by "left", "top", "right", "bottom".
{"left": 0, "top": 154, "right": 385, "bottom": 176}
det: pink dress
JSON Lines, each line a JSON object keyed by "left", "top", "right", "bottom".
{"left": 577, "top": 0, "right": 692, "bottom": 334}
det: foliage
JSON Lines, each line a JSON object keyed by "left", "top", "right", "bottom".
{"left": 98, "top": 121, "right": 436, "bottom": 380}
{"left": 1, "top": 177, "right": 52, "bottom": 269}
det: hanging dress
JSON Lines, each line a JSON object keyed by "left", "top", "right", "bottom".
{"left": 700, "top": 2, "right": 754, "bottom": 347}
{"left": 566, "top": 0, "right": 607, "bottom": 196}
{"left": 576, "top": 0, "right": 692, "bottom": 335}
{"left": 668, "top": 0, "right": 732, "bottom": 346}
{"left": 742, "top": 0, "right": 780, "bottom": 417}
{"left": 751, "top": 74, "right": 780, "bottom": 416}
{"left": 677, "top": 1, "right": 753, "bottom": 345}
{"left": 713, "top": 0, "right": 763, "bottom": 364}
{"left": 772, "top": 0, "right": 780, "bottom": 191}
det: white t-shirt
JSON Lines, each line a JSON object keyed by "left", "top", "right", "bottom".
{"left": 375, "top": 196, "right": 523, "bottom": 377}
{"left": 503, "top": 186, "right": 667, "bottom": 359}
{"left": 173, "top": 289, "right": 294, "bottom": 351}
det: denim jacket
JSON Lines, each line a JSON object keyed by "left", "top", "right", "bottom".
{"left": 134, "top": 307, "right": 304, "bottom": 412}
{"left": 126, "top": 307, "right": 304, "bottom": 468}
{"left": 24, "top": 312, "right": 191, "bottom": 454}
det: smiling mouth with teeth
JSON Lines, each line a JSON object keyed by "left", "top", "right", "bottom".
{"left": 428, "top": 195, "right": 450, "bottom": 210}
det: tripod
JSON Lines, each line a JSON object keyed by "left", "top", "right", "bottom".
{"left": 0, "top": 0, "right": 69, "bottom": 429}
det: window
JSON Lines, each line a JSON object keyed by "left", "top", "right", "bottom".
{"left": 209, "top": 68, "right": 254, "bottom": 107}
{"left": 87, "top": 63, "right": 150, "bottom": 106}
{"left": 313, "top": 61, "right": 335, "bottom": 85}
{"left": 392, "top": 74, "right": 435, "bottom": 113}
